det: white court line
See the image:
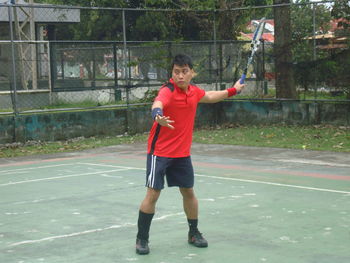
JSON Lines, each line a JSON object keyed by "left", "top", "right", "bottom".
{"left": 196, "top": 174, "right": 350, "bottom": 195}
{"left": 0, "top": 163, "right": 78, "bottom": 175}
{"left": 1, "top": 162, "right": 347, "bottom": 194}
{"left": 0, "top": 168, "right": 131, "bottom": 187}
{"left": 78, "top": 162, "right": 145, "bottom": 170}
{"left": 8, "top": 212, "right": 184, "bottom": 247}
{"left": 77, "top": 163, "right": 350, "bottom": 194}
{"left": 276, "top": 159, "right": 350, "bottom": 168}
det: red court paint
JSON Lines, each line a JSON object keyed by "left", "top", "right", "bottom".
{"left": 194, "top": 161, "right": 350, "bottom": 181}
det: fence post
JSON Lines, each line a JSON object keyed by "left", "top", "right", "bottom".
{"left": 208, "top": 43, "right": 212, "bottom": 84}
{"left": 167, "top": 42, "right": 172, "bottom": 79}
{"left": 113, "top": 42, "right": 120, "bottom": 101}
{"left": 219, "top": 42, "right": 223, "bottom": 90}
{"left": 122, "top": 9, "right": 129, "bottom": 133}
{"left": 213, "top": 10, "right": 218, "bottom": 91}
{"left": 122, "top": 9, "right": 128, "bottom": 82}
{"left": 312, "top": 3, "right": 317, "bottom": 100}
{"left": 60, "top": 49, "right": 64, "bottom": 80}
{"left": 8, "top": 2, "right": 18, "bottom": 116}
{"left": 7, "top": 2, "right": 19, "bottom": 142}
{"left": 92, "top": 46, "right": 96, "bottom": 88}
{"left": 49, "top": 41, "right": 56, "bottom": 93}
{"left": 262, "top": 39, "right": 268, "bottom": 95}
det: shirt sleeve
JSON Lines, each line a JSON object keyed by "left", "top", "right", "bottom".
{"left": 196, "top": 86, "right": 206, "bottom": 102}
{"left": 154, "top": 86, "right": 173, "bottom": 107}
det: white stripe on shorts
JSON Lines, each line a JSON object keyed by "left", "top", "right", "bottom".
{"left": 147, "top": 155, "right": 156, "bottom": 188}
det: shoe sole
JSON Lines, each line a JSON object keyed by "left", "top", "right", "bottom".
{"left": 188, "top": 241, "right": 208, "bottom": 248}
{"left": 136, "top": 249, "right": 150, "bottom": 255}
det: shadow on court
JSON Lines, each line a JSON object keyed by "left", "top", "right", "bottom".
{"left": 0, "top": 143, "right": 349, "bottom": 263}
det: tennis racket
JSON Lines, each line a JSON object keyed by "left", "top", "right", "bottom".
{"left": 240, "top": 17, "right": 266, "bottom": 85}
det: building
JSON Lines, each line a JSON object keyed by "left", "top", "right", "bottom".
{"left": 0, "top": 0, "right": 80, "bottom": 89}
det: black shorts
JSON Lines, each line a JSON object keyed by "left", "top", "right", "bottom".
{"left": 146, "top": 154, "right": 194, "bottom": 190}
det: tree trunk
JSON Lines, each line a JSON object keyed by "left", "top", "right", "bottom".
{"left": 273, "top": 0, "right": 297, "bottom": 99}
{"left": 217, "top": 0, "right": 244, "bottom": 40}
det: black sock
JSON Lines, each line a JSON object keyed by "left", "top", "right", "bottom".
{"left": 137, "top": 210, "right": 154, "bottom": 241}
{"left": 187, "top": 218, "right": 198, "bottom": 233}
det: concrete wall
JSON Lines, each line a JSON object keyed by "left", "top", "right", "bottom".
{"left": 0, "top": 108, "right": 128, "bottom": 143}
{"left": 219, "top": 101, "right": 350, "bottom": 126}
{"left": 0, "top": 101, "right": 349, "bottom": 144}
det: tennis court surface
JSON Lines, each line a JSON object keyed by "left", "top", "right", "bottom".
{"left": 0, "top": 143, "right": 349, "bottom": 263}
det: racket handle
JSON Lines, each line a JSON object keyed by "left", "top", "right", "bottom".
{"left": 236, "top": 74, "right": 246, "bottom": 94}
{"left": 240, "top": 74, "right": 246, "bottom": 84}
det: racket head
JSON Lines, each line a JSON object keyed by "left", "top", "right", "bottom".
{"left": 252, "top": 18, "right": 266, "bottom": 52}
{"left": 240, "top": 17, "right": 266, "bottom": 85}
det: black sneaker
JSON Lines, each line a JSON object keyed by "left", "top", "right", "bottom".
{"left": 136, "top": 238, "right": 150, "bottom": 255}
{"left": 188, "top": 230, "right": 208, "bottom": 247}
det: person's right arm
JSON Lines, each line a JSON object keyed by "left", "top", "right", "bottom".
{"left": 152, "top": 101, "right": 175, "bottom": 130}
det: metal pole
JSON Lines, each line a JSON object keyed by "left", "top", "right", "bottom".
{"left": 47, "top": 41, "right": 52, "bottom": 105}
{"left": 60, "top": 49, "right": 64, "bottom": 79}
{"left": 49, "top": 41, "right": 55, "bottom": 94}
{"left": 213, "top": 11, "right": 218, "bottom": 91}
{"left": 122, "top": 9, "right": 130, "bottom": 104}
{"left": 262, "top": 39, "right": 268, "bottom": 95}
{"left": 8, "top": 1, "right": 18, "bottom": 143}
{"left": 113, "top": 42, "right": 118, "bottom": 86}
{"left": 113, "top": 42, "right": 119, "bottom": 101}
{"left": 92, "top": 47, "right": 96, "bottom": 89}
{"left": 313, "top": 3, "right": 317, "bottom": 99}
{"left": 122, "top": 9, "right": 128, "bottom": 82}
{"left": 167, "top": 42, "right": 172, "bottom": 78}
{"left": 8, "top": 2, "right": 18, "bottom": 116}
{"left": 29, "top": 0, "right": 38, "bottom": 90}
{"left": 122, "top": 9, "right": 129, "bottom": 133}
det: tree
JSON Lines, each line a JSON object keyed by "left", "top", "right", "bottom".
{"left": 291, "top": 0, "right": 332, "bottom": 92}
{"left": 35, "top": 0, "right": 127, "bottom": 40}
{"left": 331, "top": 0, "right": 350, "bottom": 99}
{"left": 332, "top": 0, "right": 350, "bottom": 33}
{"left": 273, "top": 0, "right": 297, "bottom": 99}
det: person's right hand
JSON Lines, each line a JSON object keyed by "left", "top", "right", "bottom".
{"left": 233, "top": 79, "right": 245, "bottom": 93}
{"left": 155, "top": 115, "right": 175, "bottom": 129}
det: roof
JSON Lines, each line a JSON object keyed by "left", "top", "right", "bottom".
{"left": 329, "top": 18, "right": 350, "bottom": 32}
{"left": 240, "top": 32, "right": 274, "bottom": 43}
{"left": 241, "top": 19, "right": 275, "bottom": 43}
{"left": 317, "top": 43, "right": 348, "bottom": 50}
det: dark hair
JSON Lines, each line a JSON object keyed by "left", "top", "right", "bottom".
{"left": 171, "top": 54, "right": 193, "bottom": 69}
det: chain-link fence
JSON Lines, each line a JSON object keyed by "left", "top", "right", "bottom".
{"left": 0, "top": 1, "right": 349, "bottom": 114}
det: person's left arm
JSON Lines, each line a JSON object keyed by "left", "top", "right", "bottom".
{"left": 199, "top": 79, "right": 245, "bottom": 103}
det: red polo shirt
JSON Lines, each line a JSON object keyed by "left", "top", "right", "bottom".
{"left": 147, "top": 78, "right": 206, "bottom": 157}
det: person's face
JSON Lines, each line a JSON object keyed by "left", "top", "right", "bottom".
{"left": 172, "top": 64, "right": 193, "bottom": 90}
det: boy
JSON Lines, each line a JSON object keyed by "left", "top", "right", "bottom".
{"left": 136, "top": 54, "right": 244, "bottom": 254}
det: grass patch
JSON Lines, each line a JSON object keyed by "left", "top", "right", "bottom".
{"left": 0, "top": 134, "right": 147, "bottom": 158}
{"left": 298, "top": 91, "right": 347, "bottom": 100}
{"left": 194, "top": 124, "right": 350, "bottom": 152}
{"left": 0, "top": 125, "right": 349, "bottom": 158}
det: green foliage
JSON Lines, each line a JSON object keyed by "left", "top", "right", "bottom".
{"left": 144, "top": 0, "right": 215, "bottom": 9}
{"left": 138, "top": 89, "right": 159, "bottom": 102}
{"left": 332, "top": 0, "right": 350, "bottom": 28}
{"left": 133, "top": 12, "right": 169, "bottom": 41}
{"left": 36, "top": 0, "right": 272, "bottom": 41}
{"left": 291, "top": 1, "right": 350, "bottom": 94}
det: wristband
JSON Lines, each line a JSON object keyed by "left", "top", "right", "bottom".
{"left": 151, "top": 107, "right": 163, "bottom": 120}
{"left": 227, "top": 87, "right": 237, "bottom": 97}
